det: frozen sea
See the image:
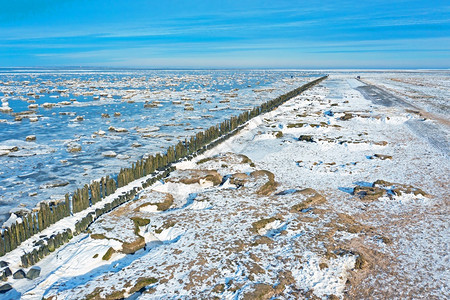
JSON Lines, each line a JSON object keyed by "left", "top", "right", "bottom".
{"left": 0, "top": 69, "right": 323, "bottom": 224}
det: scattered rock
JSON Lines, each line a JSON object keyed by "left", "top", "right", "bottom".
{"left": 290, "top": 188, "right": 327, "bottom": 212}
{"left": 138, "top": 193, "right": 173, "bottom": 212}
{"left": 251, "top": 236, "right": 274, "bottom": 246}
{"left": 25, "top": 135, "right": 36, "bottom": 142}
{"left": 0, "top": 283, "right": 12, "bottom": 293}
{"left": 168, "top": 169, "right": 222, "bottom": 186}
{"left": 129, "top": 277, "right": 158, "bottom": 294}
{"left": 122, "top": 236, "right": 145, "bottom": 254}
{"left": 241, "top": 283, "right": 275, "bottom": 300}
{"left": 287, "top": 123, "right": 305, "bottom": 128}
{"left": 251, "top": 170, "right": 278, "bottom": 195}
{"left": 373, "top": 180, "right": 430, "bottom": 197}
{"left": 340, "top": 113, "right": 354, "bottom": 120}
{"left": 229, "top": 172, "right": 249, "bottom": 187}
{"left": 3, "top": 267, "right": 12, "bottom": 277}
{"left": 353, "top": 186, "right": 387, "bottom": 201}
{"left": 373, "top": 154, "right": 392, "bottom": 160}
{"left": 102, "top": 247, "right": 115, "bottom": 261}
{"left": 251, "top": 217, "right": 282, "bottom": 235}
{"left": 26, "top": 266, "right": 41, "bottom": 280}
{"left": 298, "top": 135, "right": 314, "bottom": 142}
{"left": 13, "top": 269, "right": 26, "bottom": 279}
{"left": 212, "top": 283, "right": 225, "bottom": 293}
{"left": 354, "top": 253, "right": 367, "bottom": 269}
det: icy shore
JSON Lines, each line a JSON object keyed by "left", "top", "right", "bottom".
{"left": 1, "top": 72, "right": 449, "bottom": 299}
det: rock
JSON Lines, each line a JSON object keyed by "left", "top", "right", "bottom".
{"left": 75, "top": 116, "right": 84, "bottom": 121}
{"left": 3, "top": 267, "right": 12, "bottom": 277}
{"left": 241, "top": 283, "right": 275, "bottom": 300}
{"left": 13, "top": 269, "right": 26, "bottom": 279}
{"left": 114, "top": 112, "right": 121, "bottom": 117}
{"left": 131, "top": 142, "right": 142, "bottom": 148}
{"left": 353, "top": 186, "right": 386, "bottom": 201}
{"left": 25, "top": 135, "right": 36, "bottom": 142}
{"left": 101, "top": 113, "right": 110, "bottom": 118}
{"left": 168, "top": 169, "right": 223, "bottom": 186}
{"left": 373, "top": 154, "right": 392, "bottom": 160}
{"left": 251, "top": 170, "right": 278, "bottom": 195}
{"left": 298, "top": 135, "right": 314, "bottom": 142}
{"left": 290, "top": 189, "right": 327, "bottom": 212}
{"left": 373, "top": 180, "right": 430, "bottom": 198}
{"left": 26, "top": 266, "right": 41, "bottom": 280}
{"left": 138, "top": 193, "right": 174, "bottom": 212}
{"left": 251, "top": 236, "right": 274, "bottom": 246}
{"left": 251, "top": 217, "right": 281, "bottom": 235}
{"left": 122, "top": 236, "right": 145, "bottom": 254}
{"left": 0, "top": 283, "right": 12, "bottom": 293}
{"left": 0, "top": 261, "right": 8, "bottom": 268}
{"left": 340, "top": 113, "right": 353, "bottom": 120}
{"left": 102, "top": 247, "right": 115, "bottom": 260}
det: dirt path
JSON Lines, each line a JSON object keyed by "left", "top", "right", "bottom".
{"left": 356, "top": 79, "right": 449, "bottom": 157}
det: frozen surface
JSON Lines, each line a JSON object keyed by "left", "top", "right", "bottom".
{"left": 0, "top": 69, "right": 321, "bottom": 224}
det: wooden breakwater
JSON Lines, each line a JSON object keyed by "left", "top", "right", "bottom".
{"left": 0, "top": 75, "right": 328, "bottom": 267}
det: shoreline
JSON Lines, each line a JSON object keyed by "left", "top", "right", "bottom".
{"left": 1, "top": 73, "right": 448, "bottom": 299}
{"left": 0, "top": 77, "right": 327, "bottom": 271}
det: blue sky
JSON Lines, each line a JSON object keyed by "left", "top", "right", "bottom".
{"left": 0, "top": 0, "right": 449, "bottom": 68}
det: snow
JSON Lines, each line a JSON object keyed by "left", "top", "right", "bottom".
{"left": 292, "top": 251, "right": 356, "bottom": 298}
{"left": 1, "top": 71, "right": 448, "bottom": 299}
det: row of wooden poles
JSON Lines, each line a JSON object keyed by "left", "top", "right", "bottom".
{"left": 0, "top": 76, "right": 328, "bottom": 262}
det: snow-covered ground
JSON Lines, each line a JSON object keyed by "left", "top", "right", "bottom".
{"left": 1, "top": 72, "right": 449, "bottom": 299}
